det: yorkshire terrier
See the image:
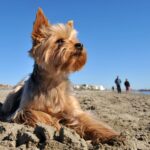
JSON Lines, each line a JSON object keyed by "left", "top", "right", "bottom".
{"left": 1, "top": 8, "right": 119, "bottom": 143}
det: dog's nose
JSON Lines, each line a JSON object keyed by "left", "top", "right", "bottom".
{"left": 74, "top": 43, "right": 83, "bottom": 51}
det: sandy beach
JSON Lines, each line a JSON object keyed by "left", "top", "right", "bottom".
{"left": 0, "top": 88, "right": 150, "bottom": 150}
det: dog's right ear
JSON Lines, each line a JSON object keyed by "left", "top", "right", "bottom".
{"left": 32, "top": 8, "right": 50, "bottom": 42}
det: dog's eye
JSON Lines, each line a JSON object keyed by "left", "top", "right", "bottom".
{"left": 56, "top": 39, "right": 64, "bottom": 46}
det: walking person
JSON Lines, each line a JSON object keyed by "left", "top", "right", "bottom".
{"left": 115, "top": 76, "right": 122, "bottom": 93}
{"left": 124, "top": 79, "right": 130, "bottom": 92}
{"left": 112, "top": 86, "right": 115, "bottom": 91}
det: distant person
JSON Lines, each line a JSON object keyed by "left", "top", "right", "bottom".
{"left": 115, "top": 76, "right": 122, "bottom": 93}
{"left": 112, "top": 86, "right": 115, "bottom": 91}
{"left": 124, "top": 79, "right": 130, "bottom": 92}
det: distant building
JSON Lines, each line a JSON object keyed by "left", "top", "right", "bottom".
{"left": 73, "top": 84, "right": 105, "bottom": 91}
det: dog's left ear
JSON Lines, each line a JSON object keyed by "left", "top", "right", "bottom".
{"left": 32, "top": 8, "right": 50, "bottom": 42}
{"left": 66, "top": 20, "right": 74, "bottom": 29}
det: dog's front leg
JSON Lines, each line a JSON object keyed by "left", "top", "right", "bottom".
{"left": 13, "top": 109, "right": 61, "bottom": 130}
{"left": 64, "top": 96, "right": 119, "bottom": 143}
{"left": 69, "top": 112, "right": 119, "bottom": 143}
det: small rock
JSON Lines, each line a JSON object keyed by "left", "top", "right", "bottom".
{"left": 57, "top": 126, "right": 88, "bottom": 150}
{"left": 0, "top": 125, "right": 6, "bottom": 134}
{"left": 34, "top": 123, "right": 56, "bottom": 142}
{"left": 3, "top": 132, "right": 15, "bottom": 141}
{"left": 16, "top": 129, "right": 39, "bottom": 147}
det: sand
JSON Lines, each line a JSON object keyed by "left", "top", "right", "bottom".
{"left": 0, "top": 88, "right": 150, "bottom": 150}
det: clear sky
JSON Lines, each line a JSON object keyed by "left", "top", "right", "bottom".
{"left": 0, "top": 0, "right": 150, "bottom": 89}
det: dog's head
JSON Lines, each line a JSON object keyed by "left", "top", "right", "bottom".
{"left": 29, "top": 8, "right": 87, "bottom": 75}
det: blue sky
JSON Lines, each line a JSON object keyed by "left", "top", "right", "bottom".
{"left": 0, "top": 0, "right": 150, "bottom": 89}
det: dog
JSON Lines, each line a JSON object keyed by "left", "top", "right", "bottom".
{"left": 1, "top": 8, "right": 119, "bottom": 143}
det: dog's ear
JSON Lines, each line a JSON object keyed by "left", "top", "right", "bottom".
{"left": 32, "top": 8, "right": 50, "bottom": 42}
{"left": 66, "top": 20, "right": 74, "bottom": 29}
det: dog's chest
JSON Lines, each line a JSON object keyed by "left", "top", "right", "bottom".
{"left": 26, "top": 87, "right": 67, "bottom": 114}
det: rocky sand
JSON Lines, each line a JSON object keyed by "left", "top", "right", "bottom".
{"left": 0, "top": 88, "right": 150, "bottom": 150}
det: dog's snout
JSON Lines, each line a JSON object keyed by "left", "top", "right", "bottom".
{"left": 75, "top": 43, "right": 83, "bottom": 51}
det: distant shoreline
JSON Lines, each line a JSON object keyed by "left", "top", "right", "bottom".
{"left": 138, "top": 89, "right": 150, "bottom": 92}
{"left": 0, "top": 83, "right": 150, "bottom": 95}
{"left": 138, "top": 91, "right": 150, "bottom": 95}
